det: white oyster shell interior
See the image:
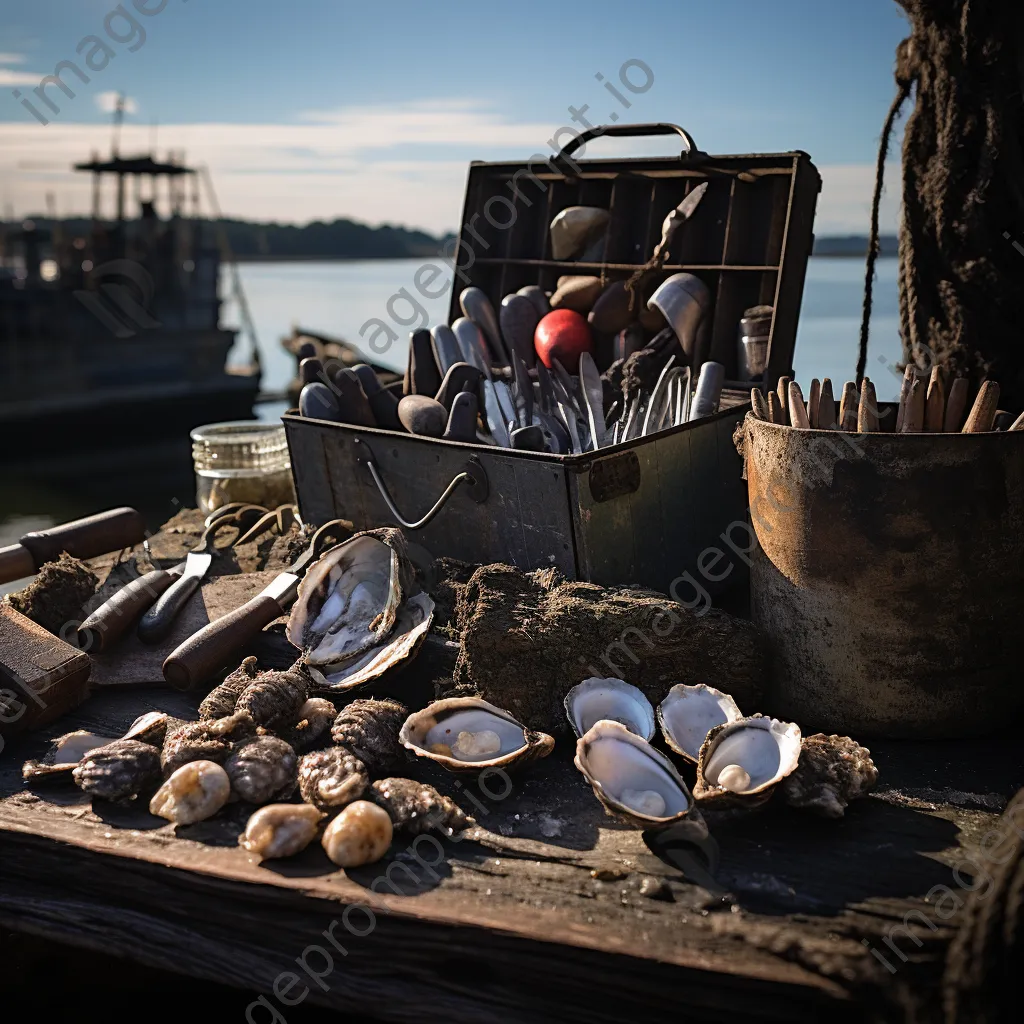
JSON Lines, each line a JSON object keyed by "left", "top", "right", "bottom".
{"left": 704, "top": 719, "right": 801, "bottom": 794}
{"left": 583, "top": 729, "right": 689, "bottom": 818}
{"left": 658, "top": 684, "right": 742, "bottom": 761}
{"left": 564, "top": 677, "right": 655, "bottom": 740}
{"left": 51, "top": 730, "right": 113, "bottom": 766}
{"left": 420, "top": 709, "right": 526, "bottom": 762}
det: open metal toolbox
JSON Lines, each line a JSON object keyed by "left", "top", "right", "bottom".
{"left": 284, "top": 124, "right": 821, "bottom": 594}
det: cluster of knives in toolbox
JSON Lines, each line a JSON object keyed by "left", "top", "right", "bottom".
{"left": 750, "top": 368, "right": 1023, "bottom": 434}
{"left": 296, "top": 186, "right": 729, "bottom": 454}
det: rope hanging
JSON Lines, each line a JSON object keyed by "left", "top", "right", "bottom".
{"left": 859, "top": 1, "right": 1024, "bottom": 406}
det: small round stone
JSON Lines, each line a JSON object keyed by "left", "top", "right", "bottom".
{"left": 321, "top": 800, "right": 393, "bottom": 868}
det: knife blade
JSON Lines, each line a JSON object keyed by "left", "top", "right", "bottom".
{"left": 162, "top": 519, "right": 352, "bottom": 691}
{"left": 578, "top": 352, "right": 607, "bottom": 450}
{"left": 652, "top": 181, "right": 709, "bottom": 262}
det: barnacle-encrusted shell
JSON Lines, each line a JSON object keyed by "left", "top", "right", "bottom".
{"left": 149, "top": 760, "right": 231, "bottom": 824}
{"left": 564, "top": 678, "right": 656, "bottom": 740}
{"left": 370, "top": 777, "right": 473, "bottom": 836}
{"left": 657, "top": 683, "right": 743, "bottom": 763}
{"left": 241, "top": 803, "right": 324, "bottom": 860}
{"left": 312, "top": 593, "right": 434, "bottom": 692}
{"left": 236, "top": 667, "right": 309, "bottom": 728}
{"left": 780, "top": 733, "right": 878, "bottom": 819}
{"left": 401, "top": 698, "right": 554, "bottom": 774}
{"left": 73, "top": 738, "right": 162, "bottom": 801}
{"left": 322, "top": 800, "right": 393, "bottom": 867}
{"left": 298, "top": 746, "right": 369, "bottom": 811}
{"left": 694, "top": 715, "right": 802, "bottom": 811}
{"left": 574, "top": 720, "right": 705, "bottom": 835}
{"left": 225, "top": 736, "right": 297, "bottom": 804}
{"left": 200, "top": 656, "right": 260, "bottom": 720}
{"left": 23, "top": 730, "right": 113, "bottom": 781}
{"left": 287, "top": 529, "right": 414, "bottom": 667}
{"left": 330, "top": 698, "right": 408, "bottom": 775}
{"left": 161, "top": 712, "right": 257, "bottom": 776}
{"left": 271, "top": 698, "right": 336, "bottom": 754}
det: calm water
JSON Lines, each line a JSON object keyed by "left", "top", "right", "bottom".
{"left": 1, "top": 256, "right": 898, "bottom": 581}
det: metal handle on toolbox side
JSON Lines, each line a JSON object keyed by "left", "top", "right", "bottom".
{"left": 553, "top": 123, "right": 703, "bottom": 165}
{"left": 353, "top": 439, "right": 488, "bottom": 531}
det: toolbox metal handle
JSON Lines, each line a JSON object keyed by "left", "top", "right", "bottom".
{"left": 554, "top": 122, "right": 705, "bottom": 167}
{"left": 353, "top": 439, "right": 488, "bottom": 530}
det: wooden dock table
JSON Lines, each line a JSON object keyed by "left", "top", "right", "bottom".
{"left": 0, "top": 679, "right": 1016, "bottom": 1024}
{"left": 0, "top": 514, "right": 1017, "bottom": 1022}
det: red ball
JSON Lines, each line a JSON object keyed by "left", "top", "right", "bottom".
{"left": 534, "top": 310, "right": 593, "bottom": 373}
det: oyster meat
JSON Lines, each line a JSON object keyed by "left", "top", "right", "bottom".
{"left": 73, "top": 738, "right": 162, "bottom": 802}
{"left": 780, "top": 733, "right": 878, "bottom": 819}
{"left": 657, "top": 683, "right": 743, "bottom": 763}
{"left": 400, "top": 698, "right": 554, "bottom": 773}
{"left": 564, "top": 677, "right": 655, "bottom": 740}
{"left": 370, "top": 777, "right": 473, "bottom": 836}
{"left": 694, "top": 715, "right": 802, "bottom": 810}
{"left": 574, "top": 720, "right": 705, "bottom": 835}
{"left": 322, "top": 800, "right": 393, "bottom": 868}
{"left": 150, "top": 760, "right": 231, "bottom": 824}
{"left": 241, "top": 803, "right": 324, "bottom": 861}
{"left": 331, "top": 698, "right": 408, "bottom": 775}
{"left": 161, "top": 712, "right": 257, "bottom": 776}
{"left": 298, "top": 746, "right": 369, "bottom": 811}
{"left": 199, "top": 656, "right": 260, "bottom": 720}
{"left": 225, "top": 736, "right": 297, "bottom": 804}
{"left": 271, "top": 697, "right": 337, "bottom": 754}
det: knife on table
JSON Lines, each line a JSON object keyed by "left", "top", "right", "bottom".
{"left": 162, "top": 519, "right": 351, "bottom": 691}
{"left": 0, "top": 507, "right": 146, "bottom": 586}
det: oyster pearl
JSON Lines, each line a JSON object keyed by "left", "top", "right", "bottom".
{"left": 73, "top": 738, "right": 162, "bottom": 802}
{"left": 694, "top": 715, "right": 802, "bottom": 811}
{"left": 574, "top": 720, "right": 706, "bottom": 836}
{"left": 297, "top": 746, "right": 369, "bottom": 811}
{"left": 400, "top": 698, "right": 554, "bottom": 774}
{"left": 224, "top": 736, "right": 297, "bottom": 804}
{"left": 149, "top": 760, "right": 231, "bottom": 824}
{"left": 564, "top": 677, "right": 656, "bottom": 740}
{"left": 657, "top": 683, "right": 743, "bottom": 763}
{"left": 241, "top": 803, "right": 323, "bottom": 860}
{"left": 321, "top": 800, "right": 393, "bottom": 867}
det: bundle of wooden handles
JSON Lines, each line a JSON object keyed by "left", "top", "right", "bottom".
{"left": 750, "top": 368, "right": 1022, "bottom": 434}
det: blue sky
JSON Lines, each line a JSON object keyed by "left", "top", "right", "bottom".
{"left": 0, "top": 0, "right": 909, "bottom": 232}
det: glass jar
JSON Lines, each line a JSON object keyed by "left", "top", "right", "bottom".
{"left": 191, "top": 421, "right": 295, "bottom": 516}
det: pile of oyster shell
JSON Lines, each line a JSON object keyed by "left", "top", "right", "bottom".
{"left": 564, "top": 677, "right": 878, "bottom": 829}
{"left": 22, "top": 657, "right": 477, "bottom": 869}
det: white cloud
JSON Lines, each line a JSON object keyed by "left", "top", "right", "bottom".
{"left": 0, "top": 69, "right": 42, "bottom": 87}
{"left": 95, "top": 91, "right": 139, "bottom": 115}
{"left": 0, "top": 103, "right": 903, "bottom": 237}
{"left": 0, "top": 53, "right": 27, "bottom": 64}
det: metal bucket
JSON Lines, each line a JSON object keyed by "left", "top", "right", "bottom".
{"left": 744, "top": 414, "right": 1024, "bottom": 738}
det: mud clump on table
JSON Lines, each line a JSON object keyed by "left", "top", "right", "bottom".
{"left": 445, "top": 564, "right": 765, "bottom": 734}
{"left": 6, "top": 553, "right": 98, "bottom": 636}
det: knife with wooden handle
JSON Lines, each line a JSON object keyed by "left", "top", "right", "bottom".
{"left": 0, "top": 507, "right": 146, "bottom": 585}
{"left": 77, "top": 569, "right": 179, "bottom": 653}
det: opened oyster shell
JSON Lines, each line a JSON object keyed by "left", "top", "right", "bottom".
{"left": 314, "top": 593, "right": 434, "bottom": 691}
{"left": 564, "top": 677, "right": 655, "bottom": 740}
{"left": 574, "top": 720, "right": 706, "bottom": 836}
{"left": 693, "top": 715, "right": 801, "bottom": 810}
{"left": 287, "top": 529, "right": 414, "bottom": 668}
{"left": 400, "top": 697, "right": 554, "bottom": 774}
{"left": 22, "top": 730, "right": 114, "bottom": 781}
{"left": 657, "top": 684, "right": 743, "bottom": 763}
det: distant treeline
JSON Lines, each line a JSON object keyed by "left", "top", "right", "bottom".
{"left": 3, "top": 216, "right": 892, "bottom": 261}
{"left": 2, "top": 216, "right": 454, "bottom": 261}
{"left": 813, "top": 235, "right": 898, "bottom": 257}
